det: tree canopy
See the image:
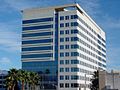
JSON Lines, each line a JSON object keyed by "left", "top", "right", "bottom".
{"left": 5, "top": 68, "right": 40, "bottom": 90}
{"left": 90, "top": 70, "right": 99, "bottom": 90}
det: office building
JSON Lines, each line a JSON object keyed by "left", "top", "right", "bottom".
{"left": 22, "top": 4, "right": 106, "bottom": 90}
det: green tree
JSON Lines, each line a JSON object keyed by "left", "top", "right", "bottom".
{"left": 18, "top": 69, "right": 29, "bottom": 90}
{"left": 29, "top": 72, "right": 40, "bottom": 90}
{"left": 5, "top": 69, "right": 40, "bottom": 90}
{"left": 90, "top": 70, "right": 99, "bottom": 90}
{"left": 5, "top": 68, "right": 19, "bottom": 90}
{"left": 5, "top": 77, "right": 13, "bottom": 90}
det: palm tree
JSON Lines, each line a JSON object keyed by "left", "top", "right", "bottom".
{"left": 5, "top": 69, "right": 41, "bottom": 90}
{"left": 5, "top": 77, "right": 13, "bottom": 90}
{"left": 90, "top": 70, "right": 99, "bottom": 90}
{"left": 18, "top": 69, "right": 29, "bottom": 90}
{"left": 29, "top": 72, "right": 40, "bottom": 90}
{"left": 5, "top": 68, "right": 19, "bottom": 90}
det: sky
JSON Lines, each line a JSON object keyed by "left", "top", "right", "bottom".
{"left": 0, "top": 0, "right": 120, "bottom": 71}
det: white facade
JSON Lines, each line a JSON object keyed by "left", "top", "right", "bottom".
{"left": 22, "top": 4, "right": 106, "bottom": 90}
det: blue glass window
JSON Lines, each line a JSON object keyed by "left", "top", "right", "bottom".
{"left": 60, "top": 38, "right": 64, "bottom": 42}
{"left": 60, "top": 16, "right": 64, "bottom": 20}
{"left": 60, "top": 68, "right": 64, "bottom": 72}
{"left": 60, "top": 60, "right": 64, "bottom": 64}
{"left": 71, "top": 67, "right": 79, "bottom": 72}
{"left": 71, "top": 75, "right": 79, "bottom": 80}
{"left": 23, "top": 31, "right": 53, "bottom": 37}
{"left": 22, "top": 46, "right": 52, "bottom": 51}
{"left": 60, "top": 83, "right": 64, "bottom": 88}
{"left": 71, "top": 15, "right": 78, "bottom": 19}
{"left": 65, "top": 52, "right": 69, "bottom": 56}
{"left": 65, "top": 37, "right": 69, "bottom": 42}
{"left": 60, "top": 53, "right": 64, "bottom": 57}
{"left": 65, "top": 30, "right": 69, "bottom": 34}
{"left": 60, "top": 75, "right": 64, "bottom": 80}
{"left": 60, "top": 31, "right": 64, "bottom": 34}
{"left": 60, "top": 23, "right": 64, "bottom": 27}
{"left": 71, "top": 44, "right": 78, "bottom": 49}
{"left": 23, "top": 17, "right": 53, "bottom": 24}
{"left": 71, "top": 60, "right": 79, "bottom": 64}
{"left": 65, "top": 23, "right": 69, "bottom": 27}
{"left": 71, "top": 52, "right": 79, "bottom": 56}
{"left": 65, "top": 60, "right": 69, "bottom": 64}
{"left": 22, "top": 39, "right": 53, "bottom": 44}
{"left": 71, "top": 22, "right": 78, "bottom": 26}
{"left": 98, "top": 40, "right": 101, "bottom": 44}
{"left": 65, "top": 68, "right": 69, "bottom": 72}
{"left": 65, "top": 16, "right": 69, "bottom": 20}
{"left": 65, "top": 83, "right": 69, "bottom": 88}
{"left": 60, "top": 45, "right": 64, "bottom": 49}
{"left": 71, "top": 29, "right": 78, "bottom": 34}
{"left": 71, "top": 37, "right": 78, "bottom": 41}
{"left": 65, "top": 45, "right": 69, "bottom": 49}
{"left": 65, "top": 75, "right": 69, "bottom": 80}
{"left": 23, "top": 25, "right": 53, "bottom": 30}
{"left": 22, "top": 53, "right": 53, "bottom": 58}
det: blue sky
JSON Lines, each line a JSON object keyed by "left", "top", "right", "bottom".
{"left": 0, "top": 0, "right": 120, "bottom": 70}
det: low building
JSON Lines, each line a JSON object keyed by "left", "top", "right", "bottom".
{"left": 99, "top": 70, "right": 120, "bottom": 90}
{"left": 0, "top": 70, "right": 8, "bottom": 90}
{"left": 105, "top": 70, "right": 120, "bottom": 90}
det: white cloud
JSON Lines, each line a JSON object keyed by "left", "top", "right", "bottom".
{"left": 0, "top": 57, "right": 11, "bottom": 64}
{"left": 0, "top": 22, "right": 21, "bottom": 52}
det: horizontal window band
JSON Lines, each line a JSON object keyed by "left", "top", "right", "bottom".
{"left": 22, "top": 36, "right": 53, "bottom": 41}
{"left": 22, "top": 43, "right": 53, "bottom": 47}
{"left": 22, "top": 53, "right": 53, "bottom": 58}
{"left": 23, "top": 25, "right": 53, "bottom": 30}
{"left": 21, "top": 58, "right": 53, "bottom": 62}
{"left": 22, "top": 39, "right": 53, "bottom": 44}
{"left": 22, "top": 50, "right": 52, "bottom": 55}
{"left": 22, "top": 46, "right": 53, "bottom": 51}
{"left": 22, "top": 29, "right": 54, "bottom": 34}
{"left": 22, "top": 31, "right": 53, "bottom": 37}
{"left": 23, "top": 17, "right": 53, "bottom": 24}
{"left": 23, "top": 21, "right": 53, "bottom": 26}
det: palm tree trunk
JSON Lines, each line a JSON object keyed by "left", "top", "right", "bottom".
{"left": 33, "top": 85, "right": 35, "bottom": 90}
{"left": 28, "top": 84, "right": 30, "bottom": 90}
{"left": 7, "top": 87, "right": 9, "bottom": 90}
{"left": 12, "top": 84, "right": 15, "bottom": 90}
{"left": 22, "top": 80, "right": 24, "bottom": 90}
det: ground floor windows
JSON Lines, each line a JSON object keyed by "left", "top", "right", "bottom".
{"left": 60, "top": 83, "right": 64, "bottom": 88}
{"left": 65, "top": 83, "right": 69, "bottom": 88}
{"left": 60, "top": 83, "right": 90, "bottom": 88}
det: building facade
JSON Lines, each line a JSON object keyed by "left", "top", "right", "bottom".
{"left": 106, "top": 71, "right": 120, "bottom": 90}
{"left": 0, "top": 70, "right": 8, "bottom": 90}
{"left": 99, "top": 70, "right": 120, "bottom": 90}
{"left": 22, "top": 4, "right": 106, "bottom": 90}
